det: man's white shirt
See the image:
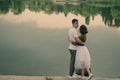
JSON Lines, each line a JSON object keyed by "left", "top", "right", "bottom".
{"left": 68, "top": 27, "right": 79, "bottom": 50}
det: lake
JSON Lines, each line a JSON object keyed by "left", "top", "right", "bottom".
{"left": 0, "top": 0, "right": 120, "bottom": 78}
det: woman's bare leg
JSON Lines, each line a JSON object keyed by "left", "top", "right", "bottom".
{"left": 86, "top": 68, "right": 91, "bottom": 76}
{"left": 81, "top": 68, "right": 84, "bottom": 77}
{"left": 86, "top": 68, "right": 93, "bottom": 80}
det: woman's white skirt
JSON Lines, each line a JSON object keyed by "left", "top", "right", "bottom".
{"left": 75, "top": 46, "right": 91, "bottom": 69}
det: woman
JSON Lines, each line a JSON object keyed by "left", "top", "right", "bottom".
{"left": 72, "top": 25, "right": 93, "bottom": 80}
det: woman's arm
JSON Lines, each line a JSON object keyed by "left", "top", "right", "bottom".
{"left": 72, "top": 41, "right": 85, "bottom": 46}
{"left": 70, "top": 39, "right": 85, "bottom": 46}
{"left": 75, "top": 37, "right": 85, "bottom": 45}
{"left": 68, "top": 36, "right": 85, "bottom": 46}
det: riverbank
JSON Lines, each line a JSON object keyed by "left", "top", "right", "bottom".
{"left": 0, "top": 75, "right": 120, "bottom": 80}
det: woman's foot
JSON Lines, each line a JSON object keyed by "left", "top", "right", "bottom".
{"left": 88, "top": 73, "right": 93, "bottom": 80}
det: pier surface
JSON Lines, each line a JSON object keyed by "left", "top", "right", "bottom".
{"left": 0, "top": 75, "right": 120, "bottom": 80}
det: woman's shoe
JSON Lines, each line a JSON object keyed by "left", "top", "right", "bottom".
{"left": 88, "top": 73, "right": 93, "bottom": 80}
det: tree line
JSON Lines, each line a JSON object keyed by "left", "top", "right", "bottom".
{"left": 0, "top": 0, "right": 120, "bottom": 27}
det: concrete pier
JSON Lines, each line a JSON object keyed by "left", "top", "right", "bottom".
{"left": 0, "top": 75, "right": 120, "bottom": 80}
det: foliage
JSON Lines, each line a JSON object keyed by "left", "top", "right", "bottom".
{"left": 0, "top": 0, "right": 120, "bottom": 27}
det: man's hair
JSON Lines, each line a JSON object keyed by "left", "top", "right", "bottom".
{"left": 72, "top": 19, "right": 78, "bottom": 24}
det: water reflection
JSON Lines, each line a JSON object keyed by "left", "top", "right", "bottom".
{"left": 0, "top": 0, "right": 120, "bottom": 78}
{"left": 0, "top": 0, "right": 120, "bottom": 27}
{"left": 0, "top": 9, "right": 106, "bottom": 29}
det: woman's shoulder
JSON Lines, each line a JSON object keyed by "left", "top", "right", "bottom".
{"left": 79, "top": 34, "right": 86, "bottom": 37}
{"left": 79, "top": 35, "right": 87, "bottom": 42}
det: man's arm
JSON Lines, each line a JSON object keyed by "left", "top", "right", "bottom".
{"left": 68, "top": 36, "right": 78, "bottom": 45}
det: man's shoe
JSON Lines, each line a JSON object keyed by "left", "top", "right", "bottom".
{"left": 67, "top": 74, "right": 77, "bottom": 78}
{"left": 67, "top": 75, "right": 76, "bottom": 78}
{"left": 67, "top": 76, "right": 73, "bottom": 78}
{"left": 73, "top": 73, "right": 78, "bottom": 78}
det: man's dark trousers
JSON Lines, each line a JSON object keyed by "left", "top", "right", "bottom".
{"left": 69, "top": 49, "right": 76, "bottom": 76}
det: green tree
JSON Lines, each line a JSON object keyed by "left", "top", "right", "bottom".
{"left": 100, "top": 7, "right": 113, "bottom": 26}
{"left": 28, "top": 0, "right": 42, "bottom": 12}
{"left": 0, "top": 0, "right": 9, "bottom": 14}
{"left": 10, "top": 0, "right": 25, "bottom": 15}
{"left": 43, "top": 2, "right": 54, "bottom": 14}
{"left": 63, "top": 3, "right": 72, "bottom": 17}
{"left": 111, "top": 7, "right": 120, "bottom": 19}
{"left": 85, "top": 16, "right": 90, "bottom": 25}
{"left": 115, "top": 19, "right": 120, "bottom": 27}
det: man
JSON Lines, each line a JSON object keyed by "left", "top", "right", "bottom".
{"left": 68, "top": 19, "right": 84, "bottom": 77}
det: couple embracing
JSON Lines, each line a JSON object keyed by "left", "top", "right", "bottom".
{"left": 68, "top": 19, "right": 93, "bottom": 80}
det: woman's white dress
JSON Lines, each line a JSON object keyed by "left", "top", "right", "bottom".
{"left": 75, "top": 46, "right": 91, "bottom": 69}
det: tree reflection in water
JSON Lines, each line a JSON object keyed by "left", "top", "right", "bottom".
{"left": 0, "top": 0, "right": 120, "bottom": 27}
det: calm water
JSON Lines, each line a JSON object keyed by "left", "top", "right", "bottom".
{"left": 0, "top": 0, "right": 120, "bottom": 78}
